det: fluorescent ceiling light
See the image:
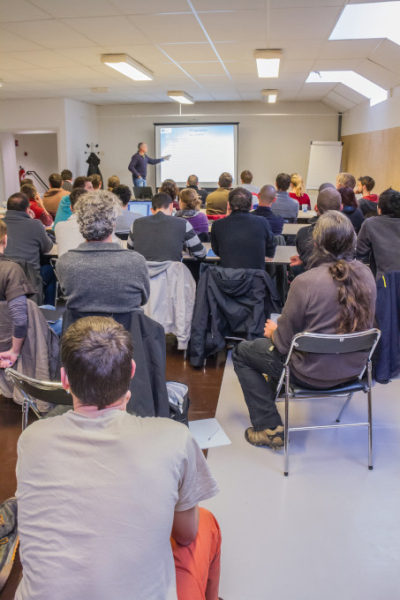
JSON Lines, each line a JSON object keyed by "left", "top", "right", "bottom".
{"left": 254, "top": 50, "right": 282, "bottom": 78}
{"left": 101, "top": 54, "right": 153, "bottom": 81}
{"left": 329, "top": 1, "right": 400, "bottom": 46}
{"left": 306, "top": 70, "right": 388, "bottom": 106}
{"left": 167, "top": 91, "right": 194, "bottom": 105}
{"left": 261, "top": 89, "right": 278, "bottom": 103}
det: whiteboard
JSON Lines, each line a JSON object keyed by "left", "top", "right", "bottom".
{"left": 306, "top": 141, "right": 343, "bottom": 190}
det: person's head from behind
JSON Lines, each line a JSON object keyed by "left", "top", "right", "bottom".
{"left": 336, "top": 172, "right": 356, "bottom": 190}
{"left": 311, "top": 211, "right": 373, "bottom": 333}
{"left": 275, "top": 173, "right": 291, "bottom": 192}
{"left": 378, "top": 188, "right": 400, "bottom": 218}
{"left": 159, "top": 179, "right": 179, "bottom": 201}
{"left": 318, "top": 182, "right": 335, "bottom": 192}
{"left": 258, "top": 184, "right": 276, "bottom": 206}
{"left": 187, "top": 174, "right": 199, "bottom": 187}
{"left": 61, "top": 317, "right": 134, "bottom": 410}
{"left": 90, "top": 174, "right": 102, "bottom": 190}
{"left": 218, "top": 172, "right": 233, "bottom": 189}
{"left": 49, "top": 173, "right": 62, "bottom": 189}
{"left": 151, "top": 192, "right": 173, "bottom": 215}
{"left": 75, "top": 190, "right": 120, "bottom": 242}
{"left": 7, "top": 192, "right": 29, "bottom": 213}
{"left": 69, "top": 188, "right": 88, "bottom": 213}
{"left": 107, "top": 175, "right": 120, "bottom": 191}
{"left": 179, "top": 188, "right": 201, "bottom": 211}
{"left": 290, "top": 173, "right": 304, "bottom": 197}
{"left": 73, "top": 176, "right": 93, "bottom": 192}
{"left": 20, "top": 178, "right": 33, "bottom": 188}
{"left": 356, "top": 175, "right": 375, "bottom": 195}
{"left": 113, "top": 185, "right": 132, "bottom": 208}
{"left": 228, "top": 187, "right": 252, "bottom": 212}
{"left": 61, "top": 169, "right": 73, "bottom": 182}
{"left": 338, "top": 187, "right": 358, "bottom": 209}
{"left": 20, "top": 183, "right": 37, "bottom": 201}
{"left": 0, "top": 220, "right": 7, "bottom": 251}
{"left": 240, "top": 170, "right": 253, "bottom": 184}
{"left": 316, "top": 187, "right": 341, "bottom": 214}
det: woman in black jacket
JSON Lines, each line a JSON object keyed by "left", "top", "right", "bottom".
{"left": 339, "top": 186, "right": 365, "bottom": 234}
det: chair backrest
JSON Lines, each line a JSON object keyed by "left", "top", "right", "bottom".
{"left": 274, "top": 234, "right": 286, "bottom": 246}
{"left": 5, "top": 368, "right": 72, "bottom": 406}
{"left": 290, "top": 329, "right": 381, "bottom": 357}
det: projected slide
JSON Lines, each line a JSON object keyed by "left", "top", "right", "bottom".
{"left": 155, "top": 124, "right": 237, "bottom": 187}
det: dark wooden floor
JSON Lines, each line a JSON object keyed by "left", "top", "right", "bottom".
{"left": 0, "top": 338, "right": 227, "bottom": 599}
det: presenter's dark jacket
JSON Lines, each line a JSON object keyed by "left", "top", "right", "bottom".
{"left": 211, "top": 210, "right": 275, "bottom": 270}
{"left": 128, "top": 153, "right": 163, "bottom": 179}
{"left": 252, "top": 205, "right": 284, "bottom": 235}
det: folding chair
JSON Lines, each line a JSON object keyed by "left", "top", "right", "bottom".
{"left": 5, "top": 368, "right": 72, "bottom": 431}
{"left": 274, "top": 329, "right": 381, "bottom": 476}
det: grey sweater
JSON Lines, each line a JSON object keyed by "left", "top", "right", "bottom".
{"left": 4, "top": 210, "right": 53, "bottom": 271}
{"left": 273, "top": 262, "right": 376, "bottom": 387}
{"left": 56, "top": 243, "right": 150, "bottom": 313}
{"left": 356, "top": 215, "right": 400, "bottom": 280}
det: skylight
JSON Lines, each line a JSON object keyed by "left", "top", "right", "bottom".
{"left": 306, "top": 71, "right": 388, "bottom": 106}
{"left": 329, "top": 1, "right": 400, "bottom": 46}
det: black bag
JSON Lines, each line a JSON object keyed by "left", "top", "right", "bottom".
{"left": 167, "top": 382, "right": 190, "bottom": 427}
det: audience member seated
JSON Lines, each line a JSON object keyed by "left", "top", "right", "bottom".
{"left": 43, "top": 173, "right": 69, "bottom": 218}
{"left": 336, "top": 172, "right": 356, "bottom": 190}
{"left": 60, "top": 169, "right": 73, "bottom": 192}
{"left": 232, "top": 211, "right": 376, "bottom": 449}
{"left": 15, "top": 316, "right": 221, "bottom": 600}
{"left": 291, "top": 187, "right": 341, "bottom": 270}
{"left": 20, "top": 184, "right": 53, "bottom": 227}
{"left": 240, "top": 169, "right": 260, "bottom": 196}
{"left": 159, "top": 178, "right": 180, "bottom": 210}
{"left": 19, "top": 178, "right": 33, "bottom": 188}
{"left": 338, "top": 187, "right": 364, "bottom": 234}
{"left": 289, "top": 173, "right": 311, "bottom": 208}
{"left": 56, "top": 191, "right": 149, "bottom": 314}
{"left": 252, "top": 184, "right": 284, "bottom": 235}
{"left": 54, "top": 176, "right": 93, "bottom": 227}
{"left": 4, "top": 193, "right": 55, "bottom": 305}
{"left": 0, "top": 220, "right": 35, "bottom": 370}
{"left": 54, "top": 189, "right": 88, "bottom": 257}
{"left": 186, "top": 174, "right": 208, "bottom": 205}
{"left": 271, "top": 173, "right": 299, "bottom": 222}
{"left": 113, "top": 185, "right": 142, "bottom": 234}
{"left": 206, "top": 172, "right": 233, "bottom": 215}
{"left": 356, "top": 188, "right": 400, "bottom": 280}
{"left": 319, "top": 182, "right": 335, "bottom": 192}
{"left": 211, "top": 187, "right": 275, "bottom": 269}
{"left": 175, "top": 188, "right": 209, "bottom": 239}
{"left": 89, "top": 174, "right": 102, "bottom": 190}
{"left": 128, "top": 193, "right": 207, "bottom": 262}
{"left": 356, "top": 175, "right": 379, "bottom": 218}
{"left": 107, "top": 174, "right": 120, "bottom": 192}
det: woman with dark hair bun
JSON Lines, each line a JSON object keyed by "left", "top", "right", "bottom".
{"left": 232, "top": 211, "right": 377, "bottom": 450}
{"left": 338, "top": 186, "right": 365, "bottom": 233}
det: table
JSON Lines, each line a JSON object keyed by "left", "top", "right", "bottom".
{"left": 184, "top": 243, "right": 293, "bottom": 265}
{"left": 282, "top": 223, "right": 309, "bottom": 236}
{"left": 297, "top": 210, "right": 317, "bottom": 223}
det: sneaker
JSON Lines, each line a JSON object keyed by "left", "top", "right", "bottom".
{"left": 0, "top": 529, "right": 19, "bottom": 592}
{"left": 245, "top": 425, "right": 284, "bottom": 449}
{"left": 0, "top": 498, "right": 17, "bottom": 539}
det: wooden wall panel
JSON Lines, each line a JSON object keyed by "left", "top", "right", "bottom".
{"left": 341, "top": 127, "right": 400, "bottom": 194}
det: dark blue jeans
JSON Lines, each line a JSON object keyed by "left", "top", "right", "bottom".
{"left": 40, "top": 265, "right": 56, "bottom": 306}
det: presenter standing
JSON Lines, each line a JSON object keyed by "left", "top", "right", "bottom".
{"left": 128, "top": 142, "right": 171, "bottom": 187}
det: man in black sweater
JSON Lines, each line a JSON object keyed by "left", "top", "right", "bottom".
{"left": 211, "top": 187, "right": 275, "bottom": 269}
{"left": 252, "top": 185, "right": 284, "bottom": 235}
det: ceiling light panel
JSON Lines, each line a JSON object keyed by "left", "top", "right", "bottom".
{"left": 330, "top": 1, "right": 400, "bottom": 46}
{"left": 167, "top": 91, "right": 194, "bottom": 104}
{"left": 254, "top": 50, "right": 282, "bottom": 78}
{"left": 261, "top": 89, "right": 278, "bottom": 103}
{"left": 306, "top": 70, "right": 388, "bottom": 106}
{"left": 101, "top": 54, "right": 153, "bottom": 81}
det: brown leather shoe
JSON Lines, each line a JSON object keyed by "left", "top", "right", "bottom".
{"left": 245, "top": 425, "right": 284, "bottom": 449}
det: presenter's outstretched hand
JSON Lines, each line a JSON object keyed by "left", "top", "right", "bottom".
{"left": 162, "top": 155, "right": 171, "bottom": 161}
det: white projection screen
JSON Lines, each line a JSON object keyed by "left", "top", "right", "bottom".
{"left": 154, "top": 123, "right": 238, "bottom": 188}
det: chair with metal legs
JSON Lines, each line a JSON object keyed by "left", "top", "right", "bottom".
{"left": 274, "top": 329, "right": 381, "bottom": 476}
{"left": 5, "top": 368, "right": 72, "bottom": 431}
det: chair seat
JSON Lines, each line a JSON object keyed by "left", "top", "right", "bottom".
{"left": 289, "top": 378, "right": 368, "bottom": 397}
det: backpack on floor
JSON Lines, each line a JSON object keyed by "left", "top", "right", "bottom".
{"left": 167, "top": 381, "right": 190, "bottom": 427}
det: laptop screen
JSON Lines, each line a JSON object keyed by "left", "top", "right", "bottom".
{"left": 128, "top": 201, "right": 152, "bottom": 217}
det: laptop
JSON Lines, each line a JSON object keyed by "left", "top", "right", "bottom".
{"left": 133, "top": 186, "right": 153, "bottom": 200}
{"left": 128, "top": 200, "right": 152, "bottom": 217}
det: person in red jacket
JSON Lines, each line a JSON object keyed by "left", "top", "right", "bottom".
{"left": 20, "top": 183, "right": 53, "bottom": 227}
{"left": 289, "top": 173, "right": 311, "bottom": 208}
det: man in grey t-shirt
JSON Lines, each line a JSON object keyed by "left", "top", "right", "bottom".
{"left": 16, "top": 317, "right": 221, "bottom": 600}
{"left": 271, "top": 172, "right": 299, "bottom": 221}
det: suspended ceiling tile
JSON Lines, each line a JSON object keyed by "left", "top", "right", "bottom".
{"left": 280, "top": 60, "right": 315, "bottom": 75}
{"left": 194, "top": 0, "right": 265, "bottom": 9}
{"left": 199, "top": 10, "right": 268, "bottom": 42}
{"left": 0, "top": 28, "right": 46, "bottom": 52}
{"left": 103, "top": 45, "right": 168, "bottom": 62}
{"left": 62, "top": 16, "right": 148, "bottom": 46}
{"left": 178, "top": 62, "right": 228, "bottom": 76}
{"left": 160, "top": 43, "right": 217, "bottom": 62}
{"left": 109, "top": 0, "right": 190, "bottom": 15}
{"left": 130, "top": 13, "right": 208, "bottom": 43}
{"left": 146, "top": 62, "right": 190, "bottom": 77}
{"left": 29, "top": 0, "right": 118, "bottom": 18}
{"left": 225, "top": 61, "right": 258, "bottom": 76}
{"left": 325, "top": 90, "right": 356, "bottom": 110}
{"left": 318, "top": 39, "right": 382, "bottom": 60}
{"left": 55, "top": 47, "right": 109, "bottom": 67}
{"left": 357, "top": 59, "right": 400, "bottom": 89}
{"left": 270, "top": 0, "right": 343, "bottom": 5}
{"left": 369, "top": 40, "right": 400, "bottom": 76}
{"left": 269, "top": 6, "right": 343, "bottom": 40}
{"left": 2, "top": 20, "right": 96, "bottom": 49}
{"left": 0, "top": 54, "right": 34, "bottom": 70}
{"left": 312, "top": 58, "right": 363, "bottom": 71}
{"left": 9, "top": 51, "right": 80, "bottom": 69}
{"left": 331, "top": 83, "right": 366, "bottom": 104}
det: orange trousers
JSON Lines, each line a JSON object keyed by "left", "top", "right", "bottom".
{"left": 171, "top": 508, "right": 221, "bottom": 600}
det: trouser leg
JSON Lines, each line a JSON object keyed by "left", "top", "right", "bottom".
{"left": 40, "top": 265, "right": 56, "bottom": 306}
{"left": 232, "top": 338, "right": 285, "bottom": 431}
{"left": 172, "top": 508, "right": 221, "bottom": 600}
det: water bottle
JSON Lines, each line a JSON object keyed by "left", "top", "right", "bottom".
{"left": 302, "top": 204, "right": 308, "bottom": 213}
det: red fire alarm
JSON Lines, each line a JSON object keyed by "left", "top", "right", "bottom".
{"left": 24, "top": 152, "right": 28, "bottom": 156}
{"left": 15, "top": 140, "right": 18, "bottom": 147}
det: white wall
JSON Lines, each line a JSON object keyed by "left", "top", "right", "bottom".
{"left": 0, "top": 133, "right": 19, "bottom": 206}
{"left": 15, "top": 133, "right": 58, "bottom": 192}
{"left": 342, "top": 87, "right": 400, "bottom": 136}
{"left": 97, "top": 101, "right": 339, "bottom": 191}
{"left": 64, "top": 99, "right": 98, "bottom": 179}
